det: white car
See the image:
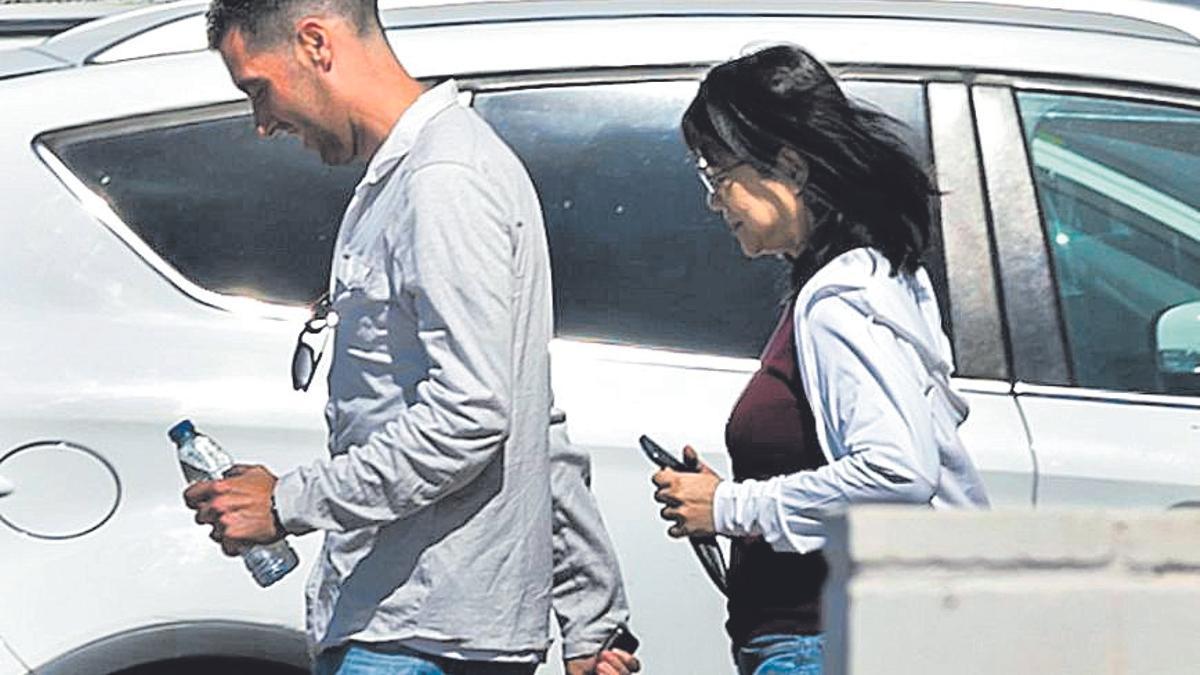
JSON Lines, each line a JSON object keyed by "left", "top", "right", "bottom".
{"left": 0, "top": 2, "right": 141, "bottom": 51}
{"left": 3, "top": 1, "right": 1200, "bottom": 673}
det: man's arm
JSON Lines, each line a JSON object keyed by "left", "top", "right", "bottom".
{"left": 549, "top": 409, "right": 640, "bottom": 675}
{"left": 550, "top": 408, "right": 629, "bottom": 654}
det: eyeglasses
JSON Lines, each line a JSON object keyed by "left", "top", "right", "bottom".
{"left": 290, "top": 292, "right": 339, "bottom": 392}
{"left": 696, "top": 154, "right": 810, "bottom": 202}
{"left": 695, "top": 154, "right": 737, "bottom": 198}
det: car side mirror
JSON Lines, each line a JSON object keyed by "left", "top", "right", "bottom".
{"left": 1155, "top": 300, "right": 1200, "bottom": 395}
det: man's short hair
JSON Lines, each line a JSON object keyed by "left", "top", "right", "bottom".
{"left": 206, "top": 0, "right": 382, "bottom": 50}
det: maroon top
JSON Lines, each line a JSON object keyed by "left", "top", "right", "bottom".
{"left": 723, "top": 302, "right": 829, "bottom": 645}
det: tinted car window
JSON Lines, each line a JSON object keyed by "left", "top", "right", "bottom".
{"left": 1018, "top": 92, "right": 1200, "bottom": 394}
{"left": 476, "top": 79, "right": 933, "bottom": 358}
{"left": 49, "top": 114, "right": 361, "bottom": 306}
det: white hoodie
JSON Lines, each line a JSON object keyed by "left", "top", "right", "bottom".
{"left": 713, "top": 247, "right": 991, "bottom": 554}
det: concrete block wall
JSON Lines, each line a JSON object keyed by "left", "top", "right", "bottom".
{"left": 823, "top": 508, "right": 1200, "bottom": 675}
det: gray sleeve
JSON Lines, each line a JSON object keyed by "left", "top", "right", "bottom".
{"left": 549, "top": 407, "right": 632, "bottom": 660}
{"left": 274, "top": 162, "right": 515, "bottom": 534}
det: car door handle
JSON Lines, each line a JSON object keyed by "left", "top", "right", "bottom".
{"left": 0, "top": 474, "right": 13, "bottom": 497}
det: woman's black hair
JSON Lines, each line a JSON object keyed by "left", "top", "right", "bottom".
{"left": 682, "top": 45, "right": 937, "bottom": 292}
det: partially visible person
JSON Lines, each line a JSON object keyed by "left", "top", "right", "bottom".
{"left": 180, "top": 1, "right": 637, "bottom": 673}
{"left": 651, "top": 45, "right": 990, "bottom": 675}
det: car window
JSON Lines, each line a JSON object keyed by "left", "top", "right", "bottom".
{"left": 476, "top": 79, "right": 933, "bottom": 358}
{"left": 47, "top": 115, "right": 362, "bottom": 306}
{"left": 1017, "top": 92, "right": 1200, "bottom": 394}
{"left": 45, "top": 79, "right": 933, "bottom": 343}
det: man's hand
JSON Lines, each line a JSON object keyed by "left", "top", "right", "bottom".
{"left": 565, "top": 649, "right": 641, "bottom": 675}
{"left": 652, "top": 446, "right": 721, "bottom": 538}
{"left": 183, "top": 464, "right": 283, "bottom": 556}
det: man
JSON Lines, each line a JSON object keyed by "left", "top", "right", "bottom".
{"left": 182, "top": 2, "right": 638, "bottom": 673}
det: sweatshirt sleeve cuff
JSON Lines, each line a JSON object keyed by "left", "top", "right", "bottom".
{"left": 273, "top": 470, "right": 317, "bottom": 536}
{"left": 713, "top": 480, "right": 760, "bottom": 538}
{"left": 561, "top": 613, "right": 628, "bottom": 661}
{"left": 761, "top": 474, "right": 824, "bottom": 554}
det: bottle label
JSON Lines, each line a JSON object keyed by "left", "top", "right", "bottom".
{"left": 178, "top": 436, "right": 235, "bottom": 483}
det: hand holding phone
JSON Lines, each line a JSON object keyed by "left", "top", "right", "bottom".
{"left": 638, "top": 435, "right": 697, "bottom": 472}
{"left": 599, "top": 622, "right": 640, "bottom": 655}
{"left": 640, "top": 434, "right": 729, "bottom": 596}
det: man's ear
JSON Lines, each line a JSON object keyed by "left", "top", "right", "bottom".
{"left": 776, "top": 146, "right": 810, "bottom": 190}
{"left": 295, "top": 18, "right": 332, "bottom": 72}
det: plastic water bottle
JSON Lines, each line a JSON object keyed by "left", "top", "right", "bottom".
{"left": 168, "top": 420, "right": 299, "bottom": 587}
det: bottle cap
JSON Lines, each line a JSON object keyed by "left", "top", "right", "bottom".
{"left": 168, "top": 419, "right": 196, "bottom": 446}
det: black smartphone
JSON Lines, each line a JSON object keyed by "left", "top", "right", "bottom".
{"left": 599, "top": 622, "right": 640, "bottom": 655}
{"left": 638, "top": 435, "right": 695, "bottom": 472}
{"left": 639, "top": 435, "right": 729, "bottom": 596}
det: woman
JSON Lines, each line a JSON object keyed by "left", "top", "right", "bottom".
{"left": 651, "top": 45, "right": 990, "bottom": 675}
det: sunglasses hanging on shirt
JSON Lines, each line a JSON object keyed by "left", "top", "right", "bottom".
{"left": 291, "top": 292, "right": 339, "bottom": 392}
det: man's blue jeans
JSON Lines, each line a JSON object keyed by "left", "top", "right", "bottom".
{"left": 735, "top": 633, "right": 825, "bottom": 675}
{"left": 313, "top": 643, "right": 538, "bottom": 675}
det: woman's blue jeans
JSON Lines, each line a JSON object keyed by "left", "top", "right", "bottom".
{"left": 735, "top": 633, "right": 825, "bottom": 675}
{"left": 313, "top": 643, "right": 537, "bottom": 675}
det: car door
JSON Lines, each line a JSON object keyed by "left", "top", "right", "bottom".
{"left": 975, "top": 79, "right": 1200, "bottom": 508}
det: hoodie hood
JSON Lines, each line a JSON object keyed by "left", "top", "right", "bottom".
{"left": 796, "top": 247, "right": 968, "bottom": 425}
{"left": 792, "top": 247, "right": 989, "bottom": 510}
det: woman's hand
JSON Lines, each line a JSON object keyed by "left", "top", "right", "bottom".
{"left": 652, "top": 446, "right": 722, "bottom": 538}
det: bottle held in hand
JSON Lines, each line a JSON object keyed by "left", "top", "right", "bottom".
{"left": 168, "top": 419, "right": 299, "bottom": 587}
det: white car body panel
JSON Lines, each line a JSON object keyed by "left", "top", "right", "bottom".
{"left": 0, "top": 637, "right": 26, "bottom": 675}
{"left": 1020, "top": 387, "right": 1200, "bottom": 508}
{"left": 953, "top": 384, "right": 1036, "bottom": 507}
{"left": 0, "top": 36, "right": 41, "bottom": 51}
{"left": 0, "top": 316, "right": 326, "bottom": 669}
{"left": 388, "top": 16, "right": 1200, "bottom": 94}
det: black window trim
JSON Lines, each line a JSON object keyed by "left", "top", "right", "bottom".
{"left": 998, "top": 75, "right": 1200, "bottom": 112}
{"left": 973, "top": 83, "right": 1074, "bottom": 387}
{"left": 38, "top": 101, "right": 250, "bottom": 153}
{"left": 456, "top": 63, "right": 967, "bottom": 96}
{"left": 928, "top": 81, "right": 1011, "bottom": 383}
